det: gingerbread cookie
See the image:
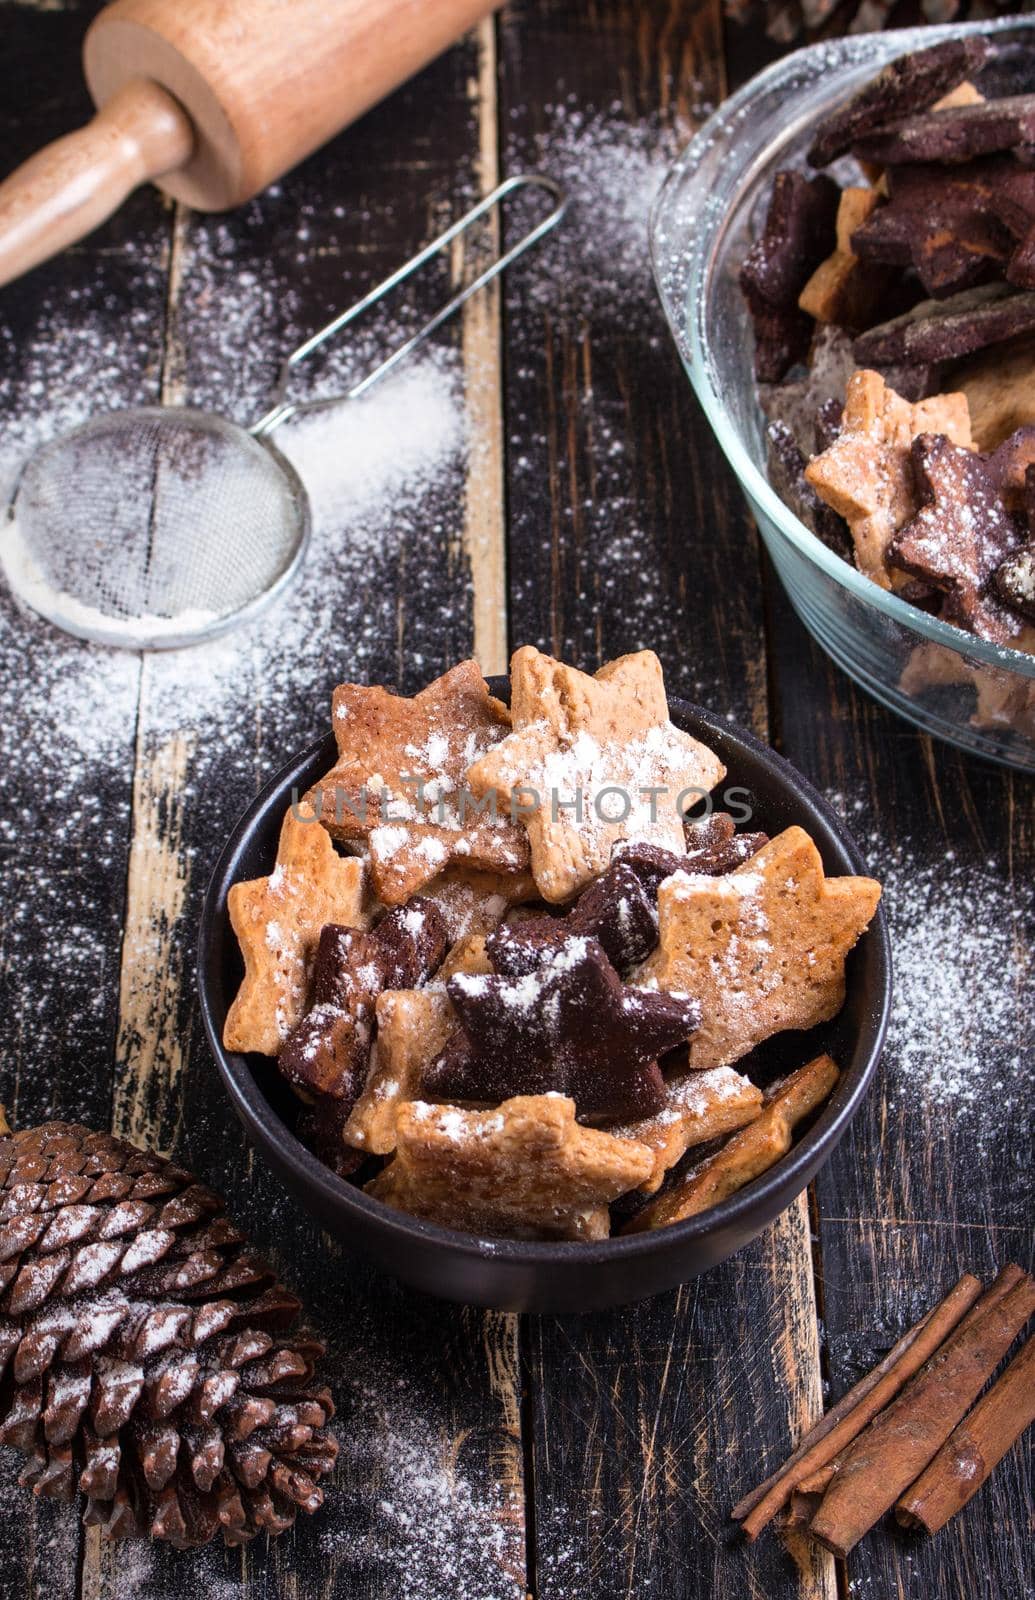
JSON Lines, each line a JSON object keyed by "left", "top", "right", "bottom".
{"left": 224, "top": 804, "right": 368, "bottom": 1056}
{"left": 305, "top": 660, "right": 529, "bottom": 905}
{"left": 465, "top": 647, "right": 726, "bottom": 904}
{"left": 805, "top": 370, "right": 972, "bottom": 591}
{"left": 418, "top": 862, "right": 537, "bottom": 942}
{"left": 853, "top": 95, "right": 1035, "bottom": 167}
{"left": 612, "top": 1065, "right": 764, "bottom": 1195}
{"left": 632, "top": 828, "right": 880, "bottom": 1070}
{"left": 344, "top": 988, "right": 456, "bottom": 1156}
{"left": 954, "top": 330, "right": 1035, "bottom": 451}
{"left": 739, "top": 171, "right": 840, "bottom": 380}
{"left": 624, "top": 1055, "right": 840, "bottom": 1231}
{"left": 366, "top": 1094, "right": 653, "bottom": 1241}
{"left": 854, "top": 284, "right": 1035, "bottom": 371}
{"left": 850, "top": 157, "right": 1030, "bottom": 300}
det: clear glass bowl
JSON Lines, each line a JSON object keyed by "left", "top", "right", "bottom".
{"left": 650, "top": 17, "right": 1035, "bottom": 772}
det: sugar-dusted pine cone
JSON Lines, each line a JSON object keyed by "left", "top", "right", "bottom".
{"left": 0, "top": 1120, "right": 337, "bottom": 1549}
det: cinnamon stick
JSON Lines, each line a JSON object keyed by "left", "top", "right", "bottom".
{"left": 792, "top": 1265, "right": 1026, "bottom": 1501}
{"left": 739, "top": 1273, "right": 983, "bottom": 1540}
{"left": 808, "top": 1273, "right": 1035, "bottom": 1558}
{"left": 731, "top": 1305, "right": 938, "bottom": 1521}
{"left": 895, "top": 1332, "right": 1035, "bottom": 1534}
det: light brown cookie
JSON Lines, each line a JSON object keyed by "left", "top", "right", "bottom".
{"left": 953, "top": 332, "right": 1035, "bottom": 451}
{"left": 798, "top": 187, "right": 888, "bottom": 330}
{"left": 344, "top": 988, "right": 455, "bottom": 1156}
{"left": 465, "top": 647, "right": 726, "bottom": 903}
{"left": 304, "top": 660, "right": 529, "bottom": 905}
{"left": 901, "top": 633, "right": 1035, "bottom": 737}
{"left": 224, "top": 803, "right": 368, "bottom": 1056}
{"left": 611, "top": 1065, "right": 764, "bottom": 1193}
{"left": 805, "top": 370, "right": 972, "bottom": 590}
{"left": 633, "top": 826, "right": 881, "bottom": 1070}
{"left": 623, "top": 1055, "right": 840, "bottom": 1231}
{"left": 419, "top": 862, "right": 538, "bottom": 941}
{"left": 437, "top": 931, "right": 494, "bottom": 981}
{"left": 366, "top": 1094, "right": 653, "bottom": 1241}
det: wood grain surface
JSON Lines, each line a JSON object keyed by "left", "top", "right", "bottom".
{"left": 0, "top": 2, "right": 1030, "bottom": 1598}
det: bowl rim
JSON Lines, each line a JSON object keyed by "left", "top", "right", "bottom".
{"left": 197, "top": 693, "right": 892, "bottom": 1268}
{"left": 649, "top": 14, "right": 1035, "bottom": 684}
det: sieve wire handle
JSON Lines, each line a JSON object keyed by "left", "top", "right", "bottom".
{"left": 249, "top": 174, "right": 565, "bottom": 438}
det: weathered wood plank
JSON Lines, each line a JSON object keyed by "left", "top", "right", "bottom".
{"left": 86, "top": 23, "right": 526, "bottom": 1600}
{"left": 0, "top": 1, "right": 170, "bottom": 1591}
{"left": 767, "top": 616, "right": 1034, "bottom": 1598}
{"left": 497, "top": 3, "right": 831, "bottom": 1596}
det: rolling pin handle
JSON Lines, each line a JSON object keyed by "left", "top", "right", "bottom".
{"left": 0, "top": 80, "right": 194, "bottom": 290}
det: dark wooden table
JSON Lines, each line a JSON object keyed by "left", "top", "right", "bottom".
{"left": 0, "top": 4, "right": 1031, "bottom": 1597}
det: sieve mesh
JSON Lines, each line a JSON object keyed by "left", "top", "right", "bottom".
{"left": 5, "top": 409, "right": 308, "bottom": 647}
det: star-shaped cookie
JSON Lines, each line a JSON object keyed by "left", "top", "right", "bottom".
{"left": 304, "top": 660, "right": 529, "bottom": 905}
{"left": 849, "top": 157, "right": 1029, "bottom": 299}
{"left": 611, "top": 1065, "right": 764, "bottom": 1195}
{"left": 423, "top": 933, "right": 699, "bottom": 1122}
{"left": 224, "top": 803, "right": 368, "bottom": 1056}
{"left": 366, "top": 1094, "right": 654, "bottom": 1241}
{"left": 632, "top": 827, "right": 881, "bottom": 1070}
{"left": 805, "top": 370, "right": 972, "bottom": 591}
{"left": 465, "top": 647, "right": 726, "bottom": 903}
{"left": 888, "top": 433, "right": 1025, "bottom": 640}
{"left": 623, "top": 1055, "right": 840, "bottom": 1231}
{"left": 343, "top": 987, "right": 456, "bottom": 1157}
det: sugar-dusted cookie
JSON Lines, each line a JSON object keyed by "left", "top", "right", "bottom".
{"left": 224, "top": 803, "right": 368, "bottom": 1056}
{"left": 465, "top": 647, "right": 725, "bottom": 904}
{"left": 304, "top": 660, "right": 529, "bottom": 905}
{"left": 849, "top": 157, "right": 1030, "bottom": 299}
{"left": 624, "top": 1055, "right": 840, "bottom": 1231}
{"left": 633, "top": 827, "right": 880, "bottom": 1070}
{"left": 366, "top": 1094, "right": 653, "bottom": 1241}
{"left": 853, "top": 95, "right": 1035, "bottom": 168}
{"left": 612, "top": 1066, "right": 764, "bottom": 1194}
{"left": 805, "top": 370, "right": 972, "bottom": 590}
{"left": 278, "top": 899, "right": 447, "bottom": 1103}
{"left": 854, "top": 284, "right": 1035, "bottom": 371}
{"left": 418, "top": 862, "right": 538, "bottom": 942}
{"left": 888, "top": 433, "right": 1024, "bottom": 642}
{"left": 344, "top": 988, "right": 456, "bottom": 1156}
{"left": 423, "top": 933, "right": 700, "bottom": 1123}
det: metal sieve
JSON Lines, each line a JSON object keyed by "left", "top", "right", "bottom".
{"left": 1, "top": 175, "right": 566, "bottom": 651}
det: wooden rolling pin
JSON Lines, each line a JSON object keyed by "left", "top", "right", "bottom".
{"left": 0, "top": 0, "right": 500, "bottom": 288}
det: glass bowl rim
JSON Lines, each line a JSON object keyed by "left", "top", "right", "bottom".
{"left": 649, "top": 14, "right": 1035, "bottom": 683}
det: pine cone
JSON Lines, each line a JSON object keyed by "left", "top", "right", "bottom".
{"left": 724, "top": 0, "right": 1018, "bottom": 45}
{"left": 0, "top": 1121, "right": 337, "bottom": 1549}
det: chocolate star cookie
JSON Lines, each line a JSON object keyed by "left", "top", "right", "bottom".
{"left": 423, "top": 934, "right": 700, "bottom": 1123}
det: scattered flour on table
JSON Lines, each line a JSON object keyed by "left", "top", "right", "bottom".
{"left": 506, "top": 101, "right": 700, "bottom": 316}
{"left": 317, "top": 1375, "right": 523, "bottom": 1600}
{"left": 828, "top": 794, "right": 1033, "bottom": 1140}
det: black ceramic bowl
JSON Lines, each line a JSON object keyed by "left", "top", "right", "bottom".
{"left": 198, "top": 687, "right": 891, "bottom": 1313}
